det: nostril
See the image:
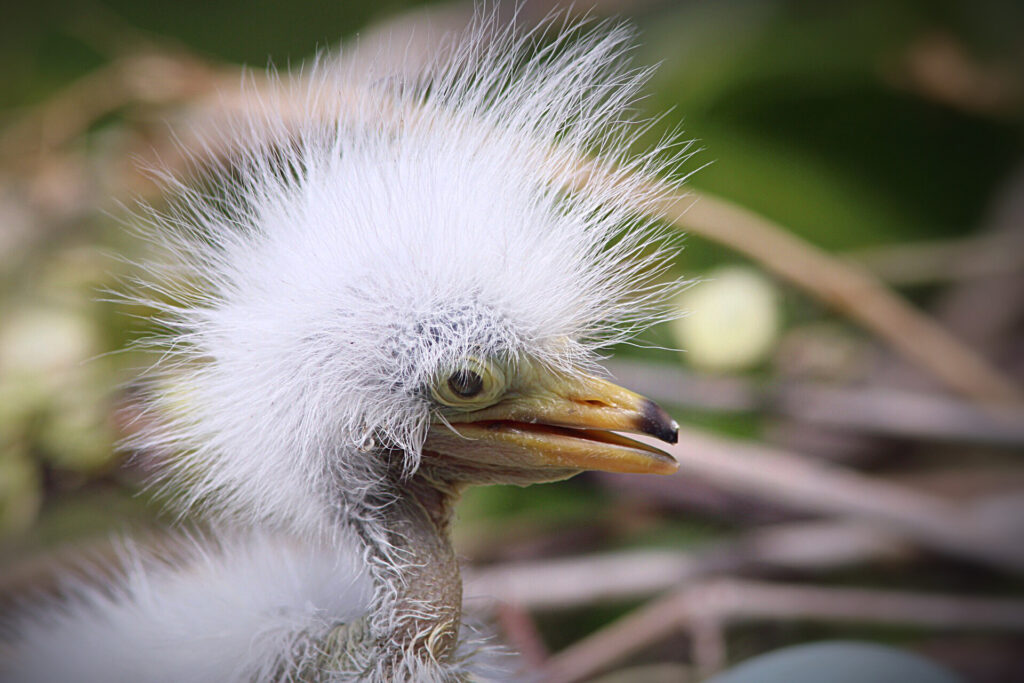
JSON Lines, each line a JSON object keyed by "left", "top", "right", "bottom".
{"left": 580, "top": 399, "right": 608, "bottom": 408}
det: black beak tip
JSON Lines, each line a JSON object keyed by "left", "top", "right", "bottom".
{"left": 641, "top": 399, "right": 679, "bottom": 445}
{"left": 666, "top": 423, "right": 679, "bottom": 444}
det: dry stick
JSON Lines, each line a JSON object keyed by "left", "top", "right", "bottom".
{"left": 0, "top": 51, "right": 218, "bottom": 162}
{"left": 655, "top": 427, "right": 1024, "bottom": 573}
{"left": 846, "top": 233, "right": 1024, "bottom": 286}
{"left": 465, "top": 550, "right": 706, "bottom": 611}
{"left": 543, "top": 588, "right": 690, "bottom": 683}
{"left": 555, "top": 152, "right": 1020, "bottom": 405}
{"left": 543, "top": 579, "right": 1024, "bottom": 683}
{"left": 673, "top": 192, "right": 1024, "bottom": 404}
{"left": 1, "top": 0, "right": 473, "bottom": 163}
{"left": 463, "top": 520, "right": 904, "bottom": 611}
{"left": 493, "top": 602, "right": 550, "bottom": 669}
{"left": 606, "top": 358, "right": 1024, "bottom": 446}
{"left": 935, "top": 164, "right": 1024, "bottom": 355}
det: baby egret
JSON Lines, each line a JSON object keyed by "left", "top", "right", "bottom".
{"left": 4, "top": 14, "right": 684, "bottom": 682}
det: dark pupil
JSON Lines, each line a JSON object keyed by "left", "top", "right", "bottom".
{"left": 448, "top": 370, "right": 484, "bottom": 398}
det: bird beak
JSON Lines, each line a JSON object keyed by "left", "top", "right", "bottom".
{"left": 424, "top": 371, "right": 679, "bottom": 479}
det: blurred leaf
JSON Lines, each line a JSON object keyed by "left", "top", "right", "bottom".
{"left": 0, "top": 452, "right": 42, "bottom": 537}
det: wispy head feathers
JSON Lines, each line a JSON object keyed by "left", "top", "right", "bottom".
{"left": 129, "top": 14, "right": 689, "bottom": 536}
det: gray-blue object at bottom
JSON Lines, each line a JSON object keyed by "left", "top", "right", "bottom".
{"left": 704, "top": 641, "right": 964, "bottom": 683}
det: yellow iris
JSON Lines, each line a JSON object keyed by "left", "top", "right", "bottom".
{"left": 430, "top": 357, "right": 507, "bottom": 409}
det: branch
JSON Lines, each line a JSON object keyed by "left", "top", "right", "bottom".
{"left": 543, "top": 579, "right": 1024, "bottom": 682}
{"left": 606, "top": 359, "right": 1024, "bottom": 446}
{"left": 463, "top": 520, "right": 904, "bottom": 610}
{"left": 668, "top": 191, "right": 1023, "bottom": 404}
{"left": 0, "top": 51, "right": 218, "bottom": 162}
{"left": 846, "top": 233, "right": 1024, "bottom": 286}
{"left": 657, "top": 426, "right": 1024, "bottom": 573}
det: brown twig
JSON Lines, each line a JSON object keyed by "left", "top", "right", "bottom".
{"left": 0, "top": 51, "right": 219, "bottom": 163}
{"left": 494, "top": 602, "right": 550, "bottom": 669}
{"left": 655, "top": 426, "right": 1024, "bottom": 573}
{"left": 543, "top": 588, "right": 690, "bottom": 683}
{"left": 554, "top": 146, "right": 1023, "bottom": 404}
{"left": 888, "top": 32, "right": 1022, "bottom": 118}
{"left": 463, "top": 520, "right": 905, "bottom": 610}
{"left": 543, "top": 579, "right": 1024, "bottom": 682}
{"left": 935, "top": 163, "right": 1024, "bottom": 360}
{"left": 606, "top": 359, "right": 1024, "bottom": 446}
{"left": 465, "top": 550, "right": 706, "bottom": 611}
{"left": 846, "top": 233, "right": 1024, "bottom": 286}
{"left": 669, "top": 191, "right": 1023, "bottom": 404}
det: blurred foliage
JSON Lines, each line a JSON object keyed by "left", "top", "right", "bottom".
{"left": 640, "top": 0, "right": 1022, "bottom": 253}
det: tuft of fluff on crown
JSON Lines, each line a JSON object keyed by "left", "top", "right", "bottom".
{"left": 126, "top": 11, "right": 689, "bottom": 537}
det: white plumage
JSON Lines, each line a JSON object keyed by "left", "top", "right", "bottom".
{"left": 3, "top": 11, "right": 685, "bottom": 682}
{"left": 8, "top": 533, "right": 372, "bottom": 682}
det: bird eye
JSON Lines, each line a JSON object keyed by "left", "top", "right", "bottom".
{"left": 448, "top": 369, "right": 483, "bottom": 398}
{"left": 431, "top": 358, "right": 506, "bottom": 408}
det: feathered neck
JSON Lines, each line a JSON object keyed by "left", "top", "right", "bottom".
{"left": 337, "top": 458, "right": 466, "bottom": 678}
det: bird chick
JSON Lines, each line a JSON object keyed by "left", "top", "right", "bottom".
{"left": 3, "top": 12, "right": 686, "bottom": 682}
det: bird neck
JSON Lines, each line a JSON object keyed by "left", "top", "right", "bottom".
{"left": 355, "top": 464, "right": 466, "bottom": 675}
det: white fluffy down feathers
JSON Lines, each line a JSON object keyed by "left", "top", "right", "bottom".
{"left": 131, "top": 14, "right": 684, "bottom": 536}
{"left": 6, "top": 533, "right": 373, "bottom": 682}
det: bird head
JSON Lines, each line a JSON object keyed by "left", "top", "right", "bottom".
{"left": 133, "top": 19, "right": 686, "bottom": 536}
{"left": 421, "top": 351, "right": 677, "bottom": 487}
